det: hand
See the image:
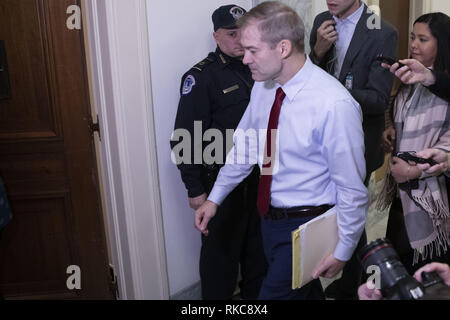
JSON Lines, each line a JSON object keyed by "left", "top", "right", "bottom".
{"left": 382, "top": 127, "right": 396, "bottom": 153}
{"left": 416, "top": 148, "right": 449, "bottom": 176}
{"left": 312, "top": 254, "right": 345, "bottom": 279}
{"left": 189, "top": 193, "right": 207, "bottom": 210}
{"left": 390, "top": 157, "right": 421, "bottom": 183}
{"left": 414, "top": 263, "right": 450, "bottom": 286}
{"left": 381, "top": 59, "right": 436, "bottom": 86}
{"left": 358, "top": 282, "right": 383, "bottom": 300}
{"left": 194, "top": 200, "right": 218, "bottom": 236}
{"left": 313, "top": 20, "right": 337, "bottom": 61}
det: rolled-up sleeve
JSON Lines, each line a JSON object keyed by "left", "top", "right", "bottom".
{"left": 321, "top": 99, "right": 368, "bottom": 261}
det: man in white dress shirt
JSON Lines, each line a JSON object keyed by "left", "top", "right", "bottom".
{"left": 310, "top": 0, "right": 397, "bottom": 299}
{"left": 195, "top": 1, "right": 368, "bottom": 300}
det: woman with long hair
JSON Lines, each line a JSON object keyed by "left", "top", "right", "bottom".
{"left": 379, "top": 12, "right": 450, "bottom": 274}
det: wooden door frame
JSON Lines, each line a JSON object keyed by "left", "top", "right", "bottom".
{"left": 81, "top": 0, "right": 169, "bottom": 299}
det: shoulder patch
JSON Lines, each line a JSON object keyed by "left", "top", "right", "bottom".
{"left": 182, "top": 75, "right": 196, "bottom": 95}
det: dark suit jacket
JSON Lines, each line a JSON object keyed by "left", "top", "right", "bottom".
{"left": 310, "top": 5, "right": 398, "bottom": 175}
{"left": 428, "top": 70, "right": 450, "bottom": 103}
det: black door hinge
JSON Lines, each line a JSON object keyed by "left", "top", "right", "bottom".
{"left": 89, "top": 114, "right": 101, "bottom": 141}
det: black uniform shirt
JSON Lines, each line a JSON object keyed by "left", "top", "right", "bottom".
{"left": 171, "top": 47, "right": 254, "bottom": 198}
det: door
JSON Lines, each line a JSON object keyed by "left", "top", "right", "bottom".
{"left": 379, "top": 0, "right": 410, "bottom": 61}
{"left": 375, "top": 0, "right": 411, "bottom": 182}
{"left": 0, "top": 0, "right": 113, "bottom": 299}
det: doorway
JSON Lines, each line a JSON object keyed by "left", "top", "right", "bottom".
{"left": 0, "top": 0, "right": 113, "bottom": 299}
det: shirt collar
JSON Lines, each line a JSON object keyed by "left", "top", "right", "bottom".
{"left": 333, "top": 2, "right": 364, "bottom": 25}
{"left": 278, "top": 55, "right": 313, "bottom": 102}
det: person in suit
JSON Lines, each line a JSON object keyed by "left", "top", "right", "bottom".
{"left": 309, "top": 0, "right": 398, "bottom": 299}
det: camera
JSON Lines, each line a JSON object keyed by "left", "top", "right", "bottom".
{"left": 376, "top": 54, "right": 405, "bottom": 68}
{"left": 395, "top": 151, "right": 438, "bottom": 166}
{"left": 358, "top": 238, "right": 450, "bottom": 300}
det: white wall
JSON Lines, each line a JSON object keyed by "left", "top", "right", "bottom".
{"left": 146, "top": 0, "right": 252, "bottom": 297}
{"left": 312, "top": 0, "right": 328, "bottom": 17}
{"left": 431, "top": 0, "right": 450, "bottom": 15}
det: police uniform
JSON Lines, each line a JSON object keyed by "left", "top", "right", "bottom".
{"left": 171, "top": 5, "right": 267, "bottom": 300}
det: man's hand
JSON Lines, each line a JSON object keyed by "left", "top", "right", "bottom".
{"left": 381, "top": 59, "right": 436, "bottom": 86}
{"left": 382, "top": 127, "right": 396, "bottom": 153}
{"left": 189, "top": 193, "right": 207, "bottom": 210}
{"left": 414, "top": 262, "right": 450, "bottom": 286}
{"left": 416, "top": 148, "right": 449, "bottom": 176}
{"left": 312, "top": 254, "right": 346, "bottom": 279}
{"left": 313, "top": 20, "right": 337, "bottom": 61}
{"left": 194, "top": 200, "right": 218, "bottom": 236}
{"left": 358, "top": 282, "right": 383, "bottom": 300}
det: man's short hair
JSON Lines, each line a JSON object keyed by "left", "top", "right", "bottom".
{"left": 237, "top": 1, "right": 305, "bottom": 53}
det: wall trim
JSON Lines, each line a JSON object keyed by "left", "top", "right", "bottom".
{"left": 82, "top": 0, "right": 169, "bottom": 299}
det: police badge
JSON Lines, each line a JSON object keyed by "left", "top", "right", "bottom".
{"left": 230, "top": 6, "right": 245, "bottom": 20}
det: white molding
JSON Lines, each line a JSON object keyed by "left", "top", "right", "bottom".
{"left": 82, "top": 0, "right": 169, "bottom": 299}
{"left": 82, "top": 0, "right": 129, "bottom": 298}
{"left": 422, "top": 0, "right": 433, "bottom": 13}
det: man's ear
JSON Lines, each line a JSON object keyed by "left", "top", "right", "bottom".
{"left": 213, "top": 31, "right": 220, "bottom": 42}
{"left": 279, "top": 40, "right": 293, "bottom": 59}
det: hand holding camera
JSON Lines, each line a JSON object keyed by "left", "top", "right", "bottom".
{"left": 395, "top": 151, "right": 439, "bottom": 167}
{"left": 390, "top": 151, "right": 439, "bottom": 184}
{"left": 358, "top": 239, "right": 450, "bottom": 300}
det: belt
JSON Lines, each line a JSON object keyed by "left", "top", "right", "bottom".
{"left": 264, "top": 204, "right": 334, "bottom": 220}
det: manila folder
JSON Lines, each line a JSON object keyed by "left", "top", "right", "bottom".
{"left": 292, "top": 207, "right": 338, "bottom": 289}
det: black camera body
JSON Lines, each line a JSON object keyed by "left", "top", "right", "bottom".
{"left": 359, "top": 238, "right": 450, "bottom": 300}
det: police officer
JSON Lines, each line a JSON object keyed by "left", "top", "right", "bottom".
{"left": 171, "top": 5, "right": 267, "bottom": 300}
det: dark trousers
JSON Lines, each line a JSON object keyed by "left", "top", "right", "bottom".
{"left": 387, "top": 197, "right": 450, "bottom": 275}
{"left": 200, "top": 168, "right": 267, "bottom": 300}
{"left": 258, "top": 215, "right": 324, "bottom": 300}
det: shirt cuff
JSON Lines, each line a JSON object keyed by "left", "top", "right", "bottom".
{"left": 207, "top": 185, "right": 230, "bottom": 206}
{"left": 334, "top": 240, "right": 357, "bottom": 262}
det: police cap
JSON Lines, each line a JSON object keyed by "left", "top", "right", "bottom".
{"left": 212, "top": 5, "right": 246, "bottom": 31}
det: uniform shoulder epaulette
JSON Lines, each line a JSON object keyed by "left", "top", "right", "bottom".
{"left": 191, "top": 54, "right": 216, "bottom": 72}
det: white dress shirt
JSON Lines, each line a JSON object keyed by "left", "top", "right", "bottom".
{"left": 208, "top": 56, "right": 368, "bottom": 261}
{"left": 333, "top": 3, "right": 365, "bottom": 78}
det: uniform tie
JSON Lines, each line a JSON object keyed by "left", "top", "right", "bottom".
{"left": 257, "top": 87, "right": 286, "bottom": 216}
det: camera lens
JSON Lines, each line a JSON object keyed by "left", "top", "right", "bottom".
{"left": 358, "top": 238, "right": 424, "bottom": 299}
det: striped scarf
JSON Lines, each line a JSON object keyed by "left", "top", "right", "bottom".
{"left": 378, "top": 84, "right": 450, "bottom": 264}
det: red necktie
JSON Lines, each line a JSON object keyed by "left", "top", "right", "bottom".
{"left": 257, "top": 87, "right": 286, "bottom": 216}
